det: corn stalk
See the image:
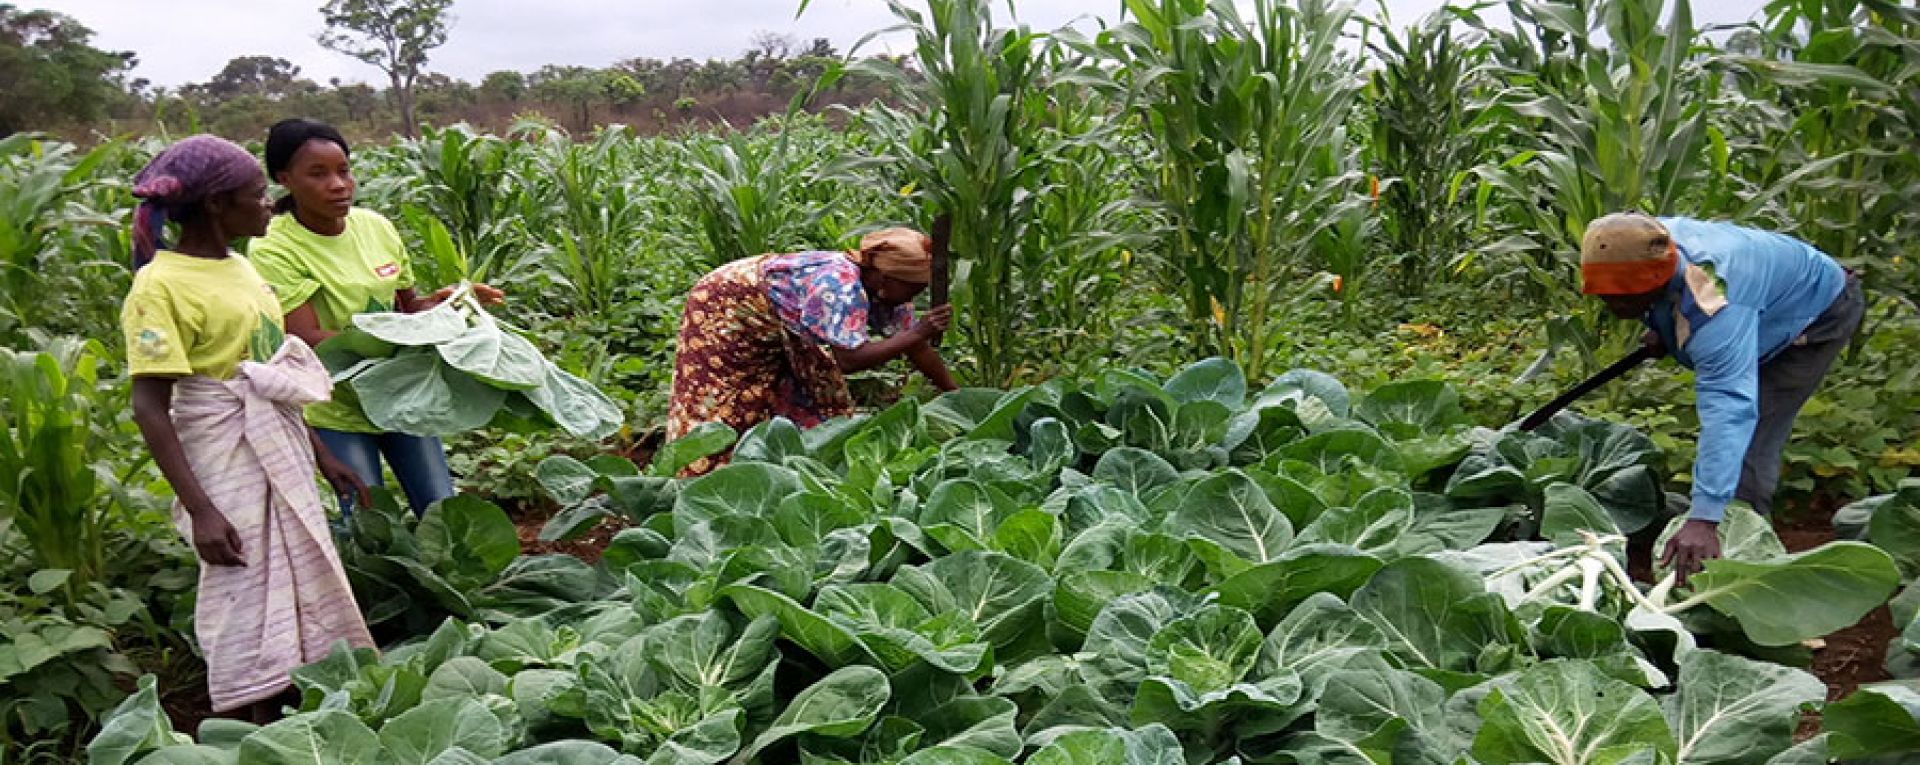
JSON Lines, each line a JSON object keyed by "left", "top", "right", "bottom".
{"left": 1013, "top": 43, "right": 1156, "bottom": 378}
{"left": 1102, "top": 0, "right": 1369, "bottom": 382}
{"left": 1366, "top": 10, "right": 1495, "bottom": 297}
{"left": 1470, "top": 0, "right": 1724, "bottom": 373}
{"left": 676, "top": 123, "right": 832, "bottom": 270}
{"left": 515, "top": 123, "right": 660, "bottom": 318}
{"left": 1724, "top": 0, "right": 1920, "bottom": 316}
{"left": 361, "top": 124, "right": 535, "bottom": 286}
{"left": 0, "top": 136, "right": 132, "bottom": 352}
{"left": 0, "top": 338, "right": 116, "bottom": 597}
{"left": 818, "top": 0, "right": 1081, "bottom": 386}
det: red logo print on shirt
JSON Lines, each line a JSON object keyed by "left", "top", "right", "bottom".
{"left": 375, "top": 262, "right": 401, "bottom": 279}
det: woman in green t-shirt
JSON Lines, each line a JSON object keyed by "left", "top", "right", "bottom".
{"left": 250, "top": 118, "right": 503, "bottom": 520}
{"left": 123, "top": 135, "right": 374, "bottom": 721}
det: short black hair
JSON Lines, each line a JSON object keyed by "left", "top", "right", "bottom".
{"left": 265, "top": 118, "right": 350, "bottom": 179}
{"left": 264, "top": 118, "right": 350, "bottom": 213}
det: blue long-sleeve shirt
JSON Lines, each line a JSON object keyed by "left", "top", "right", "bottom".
{"left": 1641, "top": 218, "right": 1845, "bottom": 522}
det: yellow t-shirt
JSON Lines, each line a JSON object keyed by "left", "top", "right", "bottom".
{"left": 121, "top": 251, "right": 286, "bottom": 380}
{"left": 250, "top": 208, "right": 417, "bottom": 433}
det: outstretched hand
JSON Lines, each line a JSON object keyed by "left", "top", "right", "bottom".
{"left": 472, "top": 283, "right": 507, "bottom": 305}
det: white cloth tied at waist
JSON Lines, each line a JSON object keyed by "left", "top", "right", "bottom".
{"left": 169, "top": 337, "right": 374, "bottom": 711}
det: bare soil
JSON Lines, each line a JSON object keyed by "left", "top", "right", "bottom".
{"left": 1777, "top": 499, "right": 1898, "bottom": 703}
{"left": 512, "top": 503, "right": 632, "bottom": 565}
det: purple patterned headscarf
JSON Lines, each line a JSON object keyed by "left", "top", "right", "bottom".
{"left": 129, "top": 135, "right": 263, "bottom": 269}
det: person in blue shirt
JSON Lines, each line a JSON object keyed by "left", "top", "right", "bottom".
{"left": 1579, "top": 212, "right": 1863, "bottom": 583}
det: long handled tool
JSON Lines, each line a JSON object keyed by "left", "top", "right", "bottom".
{"left": 1516, "top": 344, "right": 1661, "bottom": 431}
{"left": 928, "top": 213, "right": 952, "bottom": 347}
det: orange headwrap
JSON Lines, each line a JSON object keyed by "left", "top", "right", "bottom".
{"left": 1580, "top": 213, "right": 1679, "bottom": 295}
{"left": 852, "top": 227, "right": 933, "bottom": 284}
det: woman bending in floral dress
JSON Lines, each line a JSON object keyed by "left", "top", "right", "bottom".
{"left": 666, "top": 228, "right": 957, "bottom": 474}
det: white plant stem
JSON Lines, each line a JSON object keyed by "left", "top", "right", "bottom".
{"left": 1591, "top": 547, "right": 1666, "bottom": 613}
{"left": 1576, "top": 557, "right": 1606, "bottom": 611}
{"left": 1499, "top": 531, "right": 1672, "bottom": 614}
{"left": 1663, "top": 590, "right": 1717, "bottom": 614}
{"left": 1489, "top": 544, "right": 1593, "bottom": 580}
{"left": 1522, "top": 564, "right": 1585, "bottom": 603}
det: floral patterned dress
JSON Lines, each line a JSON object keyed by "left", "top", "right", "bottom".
{"left": 667, "top": 251, "right": 912, "bottom": 475}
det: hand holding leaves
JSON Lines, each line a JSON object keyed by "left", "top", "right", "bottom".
{"left": 1662, "top": 518, "right": 1722, "bottom": 586}
{"left": 422, "top": 283, "right": 507, "bottom": 310}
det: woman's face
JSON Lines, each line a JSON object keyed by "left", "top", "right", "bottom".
{"left": 213, "top": 174, "right": 274, "bottom": 239}
{"left": 278, "top": 138, "right": 355, "bottom": 220}
{"left": 863, "top": 269, "right": 927, "bottom": 307}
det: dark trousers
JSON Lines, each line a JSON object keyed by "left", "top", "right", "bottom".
{"left": 1734, "top": 277, "right": 1865, "bottom": 515}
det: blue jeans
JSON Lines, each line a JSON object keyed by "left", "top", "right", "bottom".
{"left": 315, "top": 428, "right": 456, "bottom": 521}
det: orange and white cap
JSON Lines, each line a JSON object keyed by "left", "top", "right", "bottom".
{"left": 1580, "top": 212, "right": 1678, "bottom": 295}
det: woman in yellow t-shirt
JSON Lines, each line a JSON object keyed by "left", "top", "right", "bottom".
{"left": 250, "top": 119, "right": 503, "bottom": 521}
{"left": 123, "top": 135, "right": 374, "bottom": 722}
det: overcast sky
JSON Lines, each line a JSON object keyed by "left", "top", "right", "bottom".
{"left": 54, "top": 0, "right": 1770, "bottom": 89}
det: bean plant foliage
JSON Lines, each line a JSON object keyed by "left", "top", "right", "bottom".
{"left": 95, "top": 359, "right": 1909, "bottom": 765}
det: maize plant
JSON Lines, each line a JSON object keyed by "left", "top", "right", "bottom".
{"left": 1723, "top": 0, "right": 1920, "bottom": 309}
{"left": 1102, "top": 0, "right": 1371, "bottom": 382}
{"left": 514, "top": 122, "right": 664, "bottom": 317}
{"left": 1010, "top": 42, "right": 1156, "bottom": 379}
{"left": 675, "top": 120, "right": 839, "bottom": 269}
{"left": 0, "top": 338, "right": 119, "bottom": 595}
{"left": 0, "top": 136, "right": 134, "bottom": 352}
{"left": 1470, "top": 0, "right": 1725, "bottom": 371}
{"left": 820, "top": 0, "right": 1100, "bottom": 386}
{"left": 360, "top": 123, "right": 536, "bottom": 286}
{"left": 1365, "top": 10, "right": 1496, "bottom": 297}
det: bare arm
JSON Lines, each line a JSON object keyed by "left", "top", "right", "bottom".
{"left": 285, "top": 302, "right": 336, "bottom": 346}
{"left": 907, "top": 341, "right": 958, "bottom": 392}
{"left": 833, "top": 328, "right": 933, "bottom": 374}
{"left": 131, "top": 377, "right": 245, "bottom": 565}
{"left": 831, "top": 304, "right": 953, "bottom": 375}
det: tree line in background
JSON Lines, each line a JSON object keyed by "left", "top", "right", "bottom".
{"left": 1, "top": 0, "right": 899, "bottom": 142}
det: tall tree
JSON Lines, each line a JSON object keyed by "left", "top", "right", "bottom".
{"left": 530, "top": 65, "right": 642, "bottom": 132}
{"left": 202, "top": 55, "right": 305, "bottom": 100}
{"left": 331, "top": 78, "right": 382, "bottom": 124}
{"left": 316, "top": 0, "right": 454, "bottom": 138}
{"left": 0, "top": 5, "right": 133, "bottom": 135}
{"left": 748, "top": 30, "right": 796, "bottom": 60}
{"left": 480, "top": 70, "right": 525, "bottom": 103}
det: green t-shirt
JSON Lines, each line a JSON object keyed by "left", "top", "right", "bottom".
{"left": 121, "top": 251, "right": 286, "bottom": 380}
{"left": 251, "top": 208, "right": 416, "bottom": 433}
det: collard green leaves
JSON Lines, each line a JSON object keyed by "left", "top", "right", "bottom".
{"left": 1473, "top": 659, "right": 1675, "bottom": 765}
{"left": 90, "top": 357, "right": 1913, "bottom": 765}
{"left": 325, "top": 285, "right": 622, "bottom": 439}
